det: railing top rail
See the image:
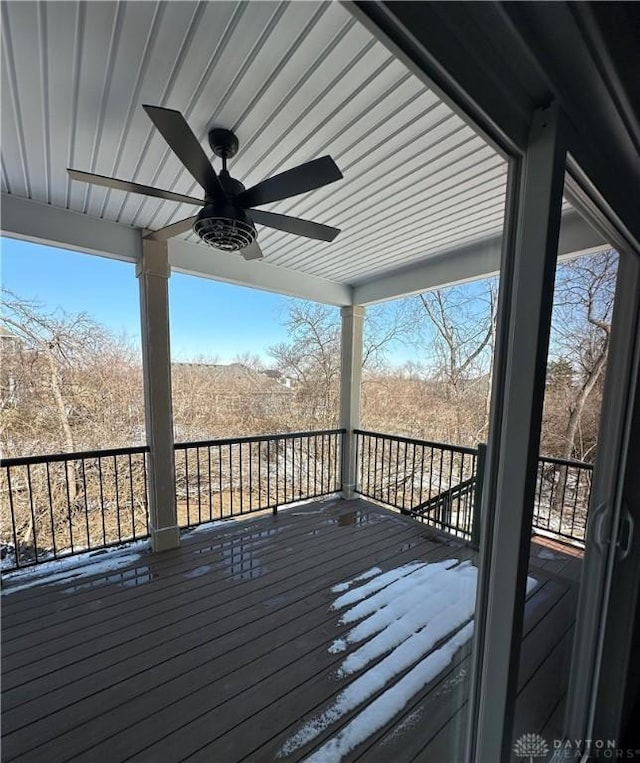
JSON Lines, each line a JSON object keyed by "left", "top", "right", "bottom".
{"left": 174, "top": 428, "right": 346, "bottom": 450}
{"left": 354, "top": 429, "right": 478, "bottom": 456}
{"left": 0, "top": 444, "right": 150, "bottom": 467}
{"left": 538, "top": 454, "right": 593, "bottom": 470}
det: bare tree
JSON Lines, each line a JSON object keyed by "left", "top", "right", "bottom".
{"left": 268, "top": 302, "right": 341, "bottom": 429}
{"left": 269, "top": 300, "right": 413, "bottom": 431}
{"left": 543, "top": 250, "right": 617, "bottom": 461}
{"left": 411, "top": 281, "right": 498, "bottom": 444}
{"left": 1, "top": 291, "right": 145, "bottom": 559}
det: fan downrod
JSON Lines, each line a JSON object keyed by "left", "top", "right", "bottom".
{"left": 208, "top": 128, "right": 239, "bottom": 160}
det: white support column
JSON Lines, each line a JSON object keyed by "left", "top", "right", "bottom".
{"left": 137, "top": 237, "right": 179, "bottom": 552}
{"left": 340, "top": 305, "right": 365, "bottom": 499}
{"left": 470, "top": 104, "right": 566, "bottom": 760}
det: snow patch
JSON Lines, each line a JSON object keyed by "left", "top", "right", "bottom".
{"left": 181, "top": 519, "right": 236, "bottom": 537}
{"left": 328, "top": 639, "right": 346, "bottom": 655}
{"left": 2, "top": 542, "right": 147, "bottom": 595}
{"left": 331, "top": 562, "right": 427, "bottom": 610}
{"left": 338, "top": 562, "right": 474, "bottom": 677}
{"left": 331, "top": 567, "right": 382, "bottom": 594}
{"left": 304, "top": 623, "right": 475, "bottom": 763}
{"left": 279, "top": 559, "right": 538, "bottom": 760}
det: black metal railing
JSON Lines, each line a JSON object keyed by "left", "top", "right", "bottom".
{"left": 354, "top": 429, "right": 479, "bottom": 540}
{"left": 1, "top": 446, "right": 150, "bottom": 571}
{"left": 174, "top": 429, "right": 345, "bottom": 528}
{"left": 1, "top": 430, "right": 344, "bottom": 573}
{"left": 1, "top": 426, "right": 591, "bottom": 572}
{"left": 355, "top": 429, "right": 593, "bottom": 546}
{"left": 533, "top": 455, "right": 593, "bottom": 543}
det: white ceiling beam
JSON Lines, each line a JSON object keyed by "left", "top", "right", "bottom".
{"left": 0, "top": 193, "right": 351, "bottom": 305}
{"left": 167, "top": 238, "right": 352, "bottom": 307}
{"left": 1, "top": 195, "right": 606, "bottom": 308}
{"left": 353, "top": 209, "right": 609, "bottom": 304}
{"left": 1, "top": 193, "right": 141, "bottom": 262}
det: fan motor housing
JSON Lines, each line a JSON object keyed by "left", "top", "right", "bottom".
{"left": 194, "top": 203, "right": 256, "bottom": 251}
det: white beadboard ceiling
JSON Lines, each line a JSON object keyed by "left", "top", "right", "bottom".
{"left": 1, "top": 0, "right": 509, "bottom": 287}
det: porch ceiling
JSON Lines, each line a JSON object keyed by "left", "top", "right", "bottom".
{"left": 1, "top": 1, "right": 604, "bottom": 304}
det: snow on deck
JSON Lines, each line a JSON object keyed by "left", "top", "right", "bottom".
{"left": 280, "top": 560, "right": 537, "bottom": 761}
{"left": 1, "top": 540, "right": 149, "bottom": 595}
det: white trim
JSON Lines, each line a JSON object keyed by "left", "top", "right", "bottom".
{"left": 339, "top": 305, "right": 365, "bottom": 499}
{"left": 150, "top": 525, "right": 181, "bottom": 553}
{"left": 0, "top": 194, "right": 352, "bottom": 306}
{"left": 353, "top": 209, "right": 608, "bottom": 305}
{"left": 138, "top": 237, "right": 179, "bottom": 551}
{"left": 1, "top": 193, "right": 141, "bottom": 263}
{"left": 167, "top": 237, "right": 352, "bottom": 306}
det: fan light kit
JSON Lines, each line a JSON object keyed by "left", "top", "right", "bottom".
{"left": 68, "top": 106, "right": 343, "bottom": 261}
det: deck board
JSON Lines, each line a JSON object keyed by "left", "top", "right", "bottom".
{"left": 1, "top": 498, "right": 580, "bottom": 763}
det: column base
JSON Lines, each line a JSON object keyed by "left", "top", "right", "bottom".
{"left": 341, "top": 484, "right": 357, "bottom": 500}
{"left": 150, "top": 525, "right": 181, "bottom": 552}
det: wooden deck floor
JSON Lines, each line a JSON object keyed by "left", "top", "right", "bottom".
{"left": 1, "top": 498, "right": 581, "bottom": 762}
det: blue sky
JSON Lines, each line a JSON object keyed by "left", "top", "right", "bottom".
{"left": 0, "top": 237, "right": 298, "bottom": 363}
{"left": 1, "top": 236, "right": 504, "bottom": 369}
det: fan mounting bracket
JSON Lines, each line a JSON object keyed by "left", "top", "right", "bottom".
{"left": 208, "top": 128, "right": 239, "bottom": 160}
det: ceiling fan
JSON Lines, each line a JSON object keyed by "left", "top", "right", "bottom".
{"left": 68, "top": 105, "right": 343, "bottom": 260}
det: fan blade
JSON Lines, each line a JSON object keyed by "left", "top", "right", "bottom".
{"left": 236, "top": 156, "right": 342, "bottom": 209}
{"left": 241, "top": 240, "right": 263, "bottom": 261}
{"left": 247, "top": 209, "right": 339, "bottom": 242}
{"left": 142, "top": 105, "right": 224, "bottom": 201}
{"left": 144, "top": 216, "right": 197, "bottom": 242}
{"left": 68, "top": 169, "right": 204, "bottom": 207}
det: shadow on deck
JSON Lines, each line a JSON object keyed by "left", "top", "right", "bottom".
{"left": 1, "top": 498, "right": 581, "bottom": 762}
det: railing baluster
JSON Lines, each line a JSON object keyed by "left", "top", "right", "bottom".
{"left": 64, "top": 458, "right": 74, "bottom": 553}
{"left": 45, "top": 461, "right": 56, "bottom": 559}
{"left": 268, "top": 439, "right": 272, "bottom": 511}
{"left": 306, "top": 436, "right": 310, "bottom": 498}
{"left": 419, "top": 443, "right": 425, "bottom": 509}
{"left": 208, "top": 446, "right": 213, "bottom": 522}
{"left": 6, "top": 468, "right": 20, "bottom": 567}
{"left": 400, "top": 441, "right": 406, "bottom": 511}
{"left": 113, "top": 455, "right": 121, "bottom": 543}
{"left": 534, "top": 460, "right": 544, "bottom": 529}
{"left": 82, "top": 458, "right": 90, "bottom": 547}
{"left": 258, "top": 440, "right": 262, "bottom": 510}
{"left": 229, "top": 443, "right": 233, "bottom": 518}
{"left": 142, "top": 453, "right": 149, "bottom": 534}
{"left": 239, "top": 442, "right": 243, "bottom": 514}
{"left": 98, "top": 456, "right": 106, "bottom": 546}
{"left": 218, "top": 445, "right": 223, "bottom": 520}
{"left": 249, "top": 441, "right": 253, "bottom": 513}
{"left": 283, "top": 438, "right": 287, "bottom": 504}
{"left": 196, "top": 446, "right": 202, "bottom": 525}
{"left": 410, "top": 442, "right": 416, "bottom": 511}
{"left": 26, "top": 464, "right": 38, "bottom": 565}
{"left": 570, "top": 466, "right": 581, "bottom": 537}
{"left": 127, "top": 454, "right": 135, "bottom": 540}
{"left": 369, "top": 434, "right": 374, "bottom": 498}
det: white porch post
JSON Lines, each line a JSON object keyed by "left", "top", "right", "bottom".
{"left": 137, "top": 237, "right": 179, "bottom": 551}
{"left": 340, "top": 305, "right": 365, "bottom": 499}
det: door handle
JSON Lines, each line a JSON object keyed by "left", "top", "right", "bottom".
{"left": 617, "top": 503, "right": 634, "bottom": 561}
{"left": 589, "top": 500, "right": 609, "bottom": 551}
